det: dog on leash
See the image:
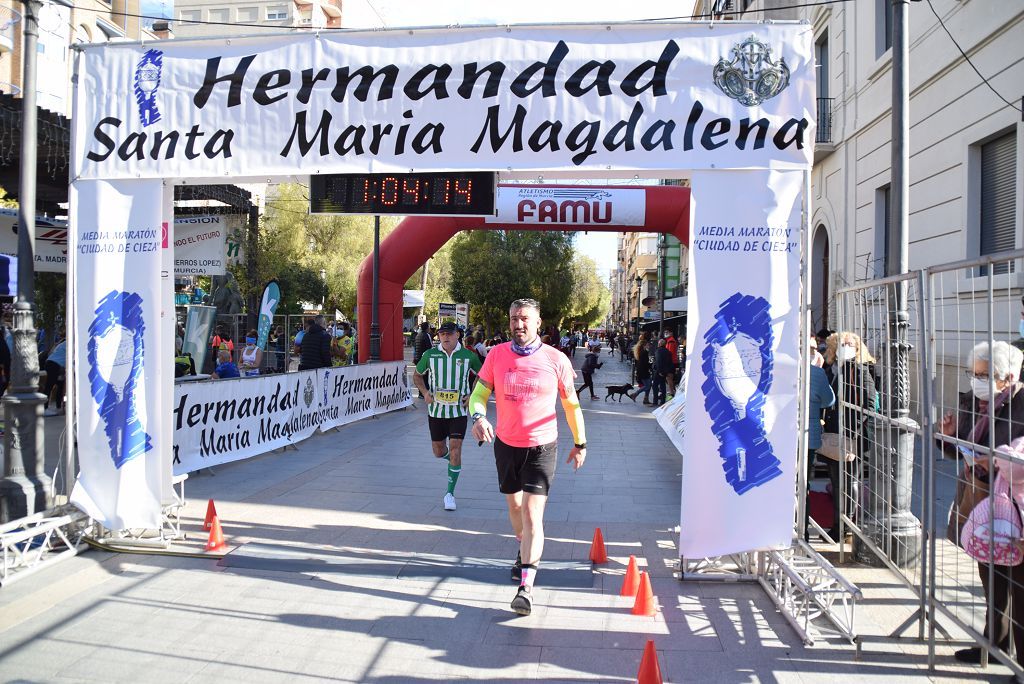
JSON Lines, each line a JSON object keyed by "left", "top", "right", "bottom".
{"left": 605, "top": 384, "right": 633, "bottom": 401}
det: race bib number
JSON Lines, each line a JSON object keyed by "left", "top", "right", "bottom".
{"left": 435, "top": 390, "right": 460, "bottom": 404}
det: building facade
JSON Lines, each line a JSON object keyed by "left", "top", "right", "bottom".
{"left": 692, "top": 0, "right": 1022, "bottom": 340}
{"left": 171, "top": 0, "right": 342, "bottom": 38}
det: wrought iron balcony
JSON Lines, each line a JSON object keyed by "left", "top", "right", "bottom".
{"left": 816, "top": 97, "right": 834, "bottom": 144}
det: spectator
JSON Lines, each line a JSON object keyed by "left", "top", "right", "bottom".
{"left": 809, "top": 334, "right": 825, "bottom": 368}
{"left": 577, "top": 341, "right": 604, "bottom": 400}
{"left": 239, "top": 329, "right": 262, "bottom": 376}
{"left": 298, "top": 315, "right": 333, "bottom": 370}
{"left": 293, "top": 318, "right": 312, "bottom": 356}
{"left": 629, "top": 332, "right": 653, "bottom": 404}
{"left": 211, "top": 349, "right": 239, "bottom": 379}
{"left": 662, "top": 329, "right": 679, "bottom": 399}
{"left": 652, "top": 337, "right": 673, "bottom": 407}
{"left": 608, "top": 334, "right": 617, "bottom": 357}
{"left": 938, "top": 341, "right": 1024, "bottom": 666}
{"left": 821, "top": 331, "right": 877, "bottom": 541}
{"left": 618, "top": 331, "right": 630, "bottom": 362}
{"left": 273, "top": 326, "right": 287, "bottom": 372}
{"left": 43, "top": 336, "right": 67, "bottom": 414}
{"left": 414, "top": 321, "right": 433, "bottom": 364}
{"left": 805, "top": 359, "right": 836, "bottom": 539}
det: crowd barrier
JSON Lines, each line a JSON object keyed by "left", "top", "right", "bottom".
{"left": 832, "top": 248, "right": 1024, "bottom": 675}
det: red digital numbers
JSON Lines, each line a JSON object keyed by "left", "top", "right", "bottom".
{"left": 381, "top": 176, "right": 400, "bottom": 206}
{"left": 361, "top": 178, "right": 373, "bottom": 205}
{"left": 453, "top": 179, "right": 472, "bottom": 205}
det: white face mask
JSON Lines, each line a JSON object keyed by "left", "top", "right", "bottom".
{"left": 971, "top": 377, "right": 994, "bottom": 401}
{"left": 837, "top": 346, "right": 856, "bottom": 363}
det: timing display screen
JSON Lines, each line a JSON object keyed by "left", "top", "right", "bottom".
{"left": 310, "top": 172, "right": 496, "bottom": 216}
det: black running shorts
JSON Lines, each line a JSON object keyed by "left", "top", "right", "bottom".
{"left": 493, "top": 437, "right": 558, "bottom": 495}
{"left": 428, "top": 415, "right": 467, "bottom": 442}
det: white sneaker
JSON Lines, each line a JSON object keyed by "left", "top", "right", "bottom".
{"left": 443, "top": 493, "right": 456, "bottom": 511}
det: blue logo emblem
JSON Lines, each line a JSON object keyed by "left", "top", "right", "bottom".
{"left": 700, "top": 292, "right": 781, "bottom": 495}
{"left": 88, "top": 291, "right": 153, "bottom": 469}
{"left": 134, "top": 49, "right": 163, "bottom": 127}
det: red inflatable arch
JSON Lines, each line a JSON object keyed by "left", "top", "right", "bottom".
{"left": 356, "top": 184, "right": 691, "bottom": 363}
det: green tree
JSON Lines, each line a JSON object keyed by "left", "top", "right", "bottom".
{"left": 255, "top": 183, "right": 400, "bottom": 317}
{"left": 449, "top": 230, "right": 575, "bottom": 332}
{"left": 566, "top": 254, "right": 610, "bottom": 328}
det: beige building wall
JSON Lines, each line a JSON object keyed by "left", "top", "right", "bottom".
{"left": 172, "top": 0, "right": 341, "bottom": 38}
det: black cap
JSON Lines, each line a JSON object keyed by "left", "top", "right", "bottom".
{"left": 438, "top": 321, "right": 458, "bottom": 333}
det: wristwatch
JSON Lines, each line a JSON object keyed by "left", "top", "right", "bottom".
{"left": 472, "top": 412, "right": 486, "bottom": 422}
{"left": 574, "top": 442, "right": 587, "bottom": 449}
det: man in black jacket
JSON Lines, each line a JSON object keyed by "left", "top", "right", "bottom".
{"left": 414, "top": 321, "right": 433, "bottom": 364}
{"left": 298, "top": 315, "right": 332, "bottom": 370}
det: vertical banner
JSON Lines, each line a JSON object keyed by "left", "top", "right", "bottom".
{"left": 182, "top": 305, "right": 216, "bottom": 374}
{"left": 70, "top": 179, "right": 165, "bottom": 529}
{"left": 257, "top": 280, "right": 281, "bottom": 350}
{"left": 680, "top": 170, "right": 803, "bottom": 558}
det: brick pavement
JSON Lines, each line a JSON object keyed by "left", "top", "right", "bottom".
{"left": 0, "top": 343, "right": 1005, "bottom": 682}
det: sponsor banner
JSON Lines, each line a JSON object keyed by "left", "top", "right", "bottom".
{"left": 653, "top": 378, "right": 687, "bottom": 455}
{"left": 455, "top": 303, "right": 469, "bottom": 328}
{"left": 680, "top": 169, "right": 802, "bottom": 558}
{"left": 172, "top": 362, "right": 412, "bottom": 474}
{"left": 438, "top": 302, "right": 457, "bottom": 322}
{"left": 173, "top": 215, "right": 228, "bottom": 275}
{"left": 0, "top": 210, "right": 230, "bottom": 275}
{"left": 487, "top": 187, "right": 646, "bottom": 226}
{"left": 75, "top": 25, "right": 814, "bottom": 180}
{"left": 70, "top": 179, "right": 166, "bottom": 530}
{"left": 257, "top": 280, "right": 281, "bottom": 350}
{"left": 0, "top": 207, "right": 68, "bottom": 272}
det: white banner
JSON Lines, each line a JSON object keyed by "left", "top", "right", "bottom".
{"left": 0, "top": 207, "right": 68, "bottom": 272}
{"left": 0, "top": 211, "right": 231, "bottom": 275}
{"left": 403, "top": 289, "right": 425, "bottom": 308}
{"left": 680, "top": 169, "right": 803, "bottom": 558}
{"left": 172, "top": 362, "right": 412, "bottom": 474}
{"left": 70, "top": 179, "right": 167, "bottom": 530}
{"left": 173, "top": 215, "right": 228, "bottom": 275}
{"left": 487, "top": 186, "right": 646, "bottom": 226}
{"left": 75, "top": 24, "right": 814, "bottom": 180}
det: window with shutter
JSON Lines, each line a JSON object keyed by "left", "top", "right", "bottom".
{"left": 980, "top": 132, "right": 1017, "bottom": 275}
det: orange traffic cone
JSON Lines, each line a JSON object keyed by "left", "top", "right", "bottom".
{"left": 637, "top": 639, "right": 664, "bottom": 684}
{"left": 632, "top": 571, "right": 657, "bottom": 616}
{"left": 203, "top": 499, "right": 218, "bottom": 531}
{"left": 205, "top": 516, "right": 226, "bottom": 552}
{"left": 620, "top": 555, "right": 641, "bottom": 597}
{"left": 589, "top": 527, "right": 608, "bottom": 564}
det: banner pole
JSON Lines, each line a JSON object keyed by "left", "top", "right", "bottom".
{"left": 370, "top": 215, "right": 381, "bottom": 361}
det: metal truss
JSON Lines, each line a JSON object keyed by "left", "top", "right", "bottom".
{"left": 757, "top": 539, "right": 862, "bottom": 646}
{"left": 680, "top": 540, "right": 862, "bottom": 646}
{"left": 0, "top": 507, "right": 89, "bottom": 587}
{"left": 91, "top": 474, "right": 188, "bottom": 550}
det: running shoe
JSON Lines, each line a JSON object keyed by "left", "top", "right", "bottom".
{"left": 511, "top": 551, "right": 522, "bottom": 582}
{"left": 510, "top": 586, "right": 533, "bottom": 615}
{"left": 443, "top": 493, "right": 456, "bottom": 511}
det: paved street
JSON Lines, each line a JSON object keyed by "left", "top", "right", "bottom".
{"left": 0, "top": 345, "right": 1007, "bottom": 682}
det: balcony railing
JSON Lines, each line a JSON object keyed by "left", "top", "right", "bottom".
{"left": 816, "top": 97, "right": 834, "bottom": 144}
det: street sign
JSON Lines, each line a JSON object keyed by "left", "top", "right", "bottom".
{"left": 310, "top": 172, "right": 497, "bottom": 216}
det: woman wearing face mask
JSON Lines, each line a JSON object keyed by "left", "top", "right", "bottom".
{"left": 821, "top": 332, "right": 877, "bottom": 542}
{"left": 239, "top": 329, "right": 262, "bottom": 376}
{"left": 938, "top": 340, "right": 1024, "bottom": 665}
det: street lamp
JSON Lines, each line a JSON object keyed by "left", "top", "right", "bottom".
{"left": 319, "top": 268, "right": 326, "bottom": 311}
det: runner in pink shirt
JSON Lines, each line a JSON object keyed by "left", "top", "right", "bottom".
{"left": 468, "top": 298, "right": 587, "bottom": 616}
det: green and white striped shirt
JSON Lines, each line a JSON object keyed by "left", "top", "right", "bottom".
{"left": 415, "top": 343, "right": 482, "bottom": 418}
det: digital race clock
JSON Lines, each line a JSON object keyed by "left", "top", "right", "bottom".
{"left": 309, "top": 172, "right": 497, "bottom": 216}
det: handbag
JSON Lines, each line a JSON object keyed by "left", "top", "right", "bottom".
{"left": 961, "top": 473, "right": 1024, "bottom": 566}
{"left": 817, "top": 431, "right": 857, "bottom": 462}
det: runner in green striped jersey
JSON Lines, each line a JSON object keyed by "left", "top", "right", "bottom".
{"left": 413, "top": 321, "right": 482, "bottom": 511}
